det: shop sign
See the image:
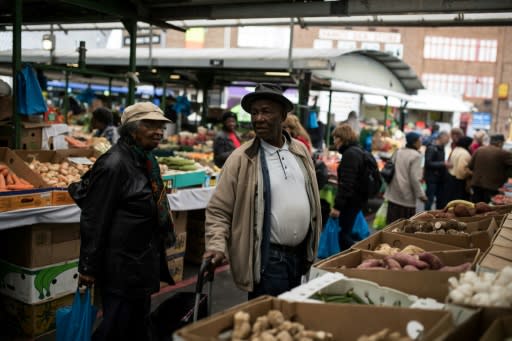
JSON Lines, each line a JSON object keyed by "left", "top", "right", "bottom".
{"left": 123, "top": 34, "right": 160, "bottom": 46}
{"left": 319, "top": 29, "right": 401, "bottom": 43}
{"left": 498, "top": 83, "right": 509, "bottom": 99}
{"left": 472, "top": 112, "right": 492, "bottom": 130}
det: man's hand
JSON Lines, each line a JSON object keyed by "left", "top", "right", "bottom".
{"left": 445, "top": 161, "right": 453, "bottom": 169}
{"left": 420, "top": 195, "right": 428, "bottom": 203}
{"left": 78, "top": 273, "right": 95, "bottom": 287}
{"left": 330, "top": 208, "right": 340, "bottom": 218}
{"left": 203, "top": 250, "right": 226, "bottom": 266}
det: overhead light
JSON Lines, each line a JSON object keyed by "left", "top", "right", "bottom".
{"left": 151, "top": 68, "right": 158, "bottom": 74}
{"left": 264, "top": 71, "right": 290, "bottom": 77}
{"left": 135, "top": 72, "right": 140, "bottom": 76}
{"left": 66, "top": 63, "right": 79, "bottom": 68}
{"left": 169, "top": 74, "right": 180, "bottom": 80}
{"left": 42, "top": 33, "right": 55, "bottom": 51}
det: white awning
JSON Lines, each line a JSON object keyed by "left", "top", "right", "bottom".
{"left": 330, "top": 79, "right": 415, "bottom": 101}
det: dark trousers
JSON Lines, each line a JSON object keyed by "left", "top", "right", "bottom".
{"left": 93, "top": 292, "right": 152, "bottom": 341}
{"left": 248, "top": 245, "right": 304, "bottom": 300}
{"left": 472, "top": 187, "right": 499, "bottom": 204}
{"left": 338, "top": 205, "right": 360, "bottom": 251}
{"left": 386, "top": 201, "right": 416, "bottom": 224}
{"left": 445, "top": 175, "right": 469, "bottom": 203}
{"left": 425, "top": 181, "right": 445, "bottom": 210}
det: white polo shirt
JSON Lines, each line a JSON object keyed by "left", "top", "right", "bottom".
{"left": 261, "top": 139, "right": 311, "bottom": 247}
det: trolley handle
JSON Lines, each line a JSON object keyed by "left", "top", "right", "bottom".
{"left": 195, "top": 256, "right": 215, "bottom": 294}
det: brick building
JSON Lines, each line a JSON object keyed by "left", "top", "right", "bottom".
{"left": 162, "top": 25, "right": 512, "bottom": 134}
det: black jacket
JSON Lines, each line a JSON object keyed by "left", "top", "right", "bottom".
{"left": 424, "top": 143, "right": 446, "bottom": 183}
{"left": 78, "top": 137, "right": 173, "bottom": 298}
{"left": 334, "top": 143, "right": 366, "bottom": 210}
{"left": 213, "top": 130, "right": 240, "bottom": 168}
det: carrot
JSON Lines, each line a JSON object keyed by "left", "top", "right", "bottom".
{"left": 1, "top": 169, "right": 7, "bottom": 177}
{"left": 10, "top": 172, "right": 21, "bottom": 185}
{"left": 6, "top": 184, "right": 34, "bottom": 190}
{"left": 18, "top": 177, "right": 31, "bottom": 186}
{"left": 0, "top": 174, "right": 6, "bottom": 189}
{"left": 5, "top": 173, "right": 14, "bottom": 185}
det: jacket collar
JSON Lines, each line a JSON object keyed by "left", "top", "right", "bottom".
{"left": 118, "top": 136, "right": 146, "bottom": 169}
{"left": 338, "top": 142, "right": 359, "bottom": 154}
{"left": 245, "top": 130, "right": 293, "bottom": 159}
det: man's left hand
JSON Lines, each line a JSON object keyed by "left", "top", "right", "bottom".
{"left": 330, "top": 208, "right": 340, "bottom": 218}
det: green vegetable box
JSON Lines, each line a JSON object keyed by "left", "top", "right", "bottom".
{"left": 162, "top": 170, "right": 207, "bottom": 189}
{"left": 0, "top": 258, "right": 78, "bottom": 304}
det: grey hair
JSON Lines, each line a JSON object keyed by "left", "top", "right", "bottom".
{"left": 118, "top": 121, "right": 141, "bottom": 138}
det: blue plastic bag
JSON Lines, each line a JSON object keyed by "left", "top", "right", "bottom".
{"left": 56, "top": 288, "right": 97, "bottom": 341}
{"left": 16, "top": 65, "right": 47, "bottom": 115}
{"left": 308, "top": 111, "right": 319, "bottom": 129}
{"left": 351, "top": 211, "right": 370, "bottom": 241}
{"left": 318, "top": 217, "right": 340, "bottom": 259}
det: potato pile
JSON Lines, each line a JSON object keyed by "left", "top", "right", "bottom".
{"left": 374, "top": 244, "right": 425, "bottom": 256}
{"left": 391, "top": 219, "right": 468, "bottom": 236}
{"left": 357, "top": 329, "right": 411, "bottom": 341}
{"left": 356, "top": 252, "right": 472, "bottom": 272}
{"left": 231, "top": 310, "right": 333, "bottom": 341}
{"left": 415, "top": 200, "right": 494, "bottom": 219}
{"left": 27, "top": 159, "right": 94, "bottom": 187}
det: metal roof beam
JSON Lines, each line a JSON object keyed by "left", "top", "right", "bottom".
{"left": 345, "top": 0, "right": 512, "bottom": 15}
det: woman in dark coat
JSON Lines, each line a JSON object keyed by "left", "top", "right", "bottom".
{"left": 78, "top": 102, "right": 176, "bottom": 341}
{"left": 330, "top": 124, "right": 367, "bottom": 251}
{"left": 213, "top": 111, "right": 241, "bottom": 167}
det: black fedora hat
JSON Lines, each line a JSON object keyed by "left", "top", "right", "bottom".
{"left": 241, "top": 83, "right": 294, "bottom": 113}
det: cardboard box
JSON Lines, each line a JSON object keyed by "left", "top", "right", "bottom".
{"left": 0, "top": 292, "right": 74, "bottom": 337}
{"left": 479, "top": 314, "right": 512, "bottom": 341}
{"left": 384, "top": 217, "right": 498, "bottom": 251}
{"left": 442, "top": 307, "right": 512, "bottom": 341}
{"left": 478, "top": 244, "right": 512, "bottom": 273}
{"left": 0, "top": 223, "right": 80, "bottom": 268}
{"left": 0, "top": 259, "right": 78, "bottom": 304}
{"left": 501, "top": 214, "right": 512, "bottom": 230}
{"left": 311, "top": 249, "right": 480, "bottom": 302}
{"left": 352, "top": 231, "right": 461, "bottom": 253}
{"left": 175, "top": 296, "right": 454, "bottom": 341}
{"left": 167, "top": 253, "right": 184, "bottom": 283}
{"left": 20, "top": 122, "right": 48, "bottom": 150}
{"left": 0, "top": 147, "right": 52, "bottom": 212}
{"left": 52, "top": 189, "right": 75, "bottom": 205}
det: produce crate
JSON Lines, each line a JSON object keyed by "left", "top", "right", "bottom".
{"left": 279, "top": 272, "right": 418, "bottom": 307}
{"left": 311, "top": 249, "right": 480, "bottom": 302}
{"left": 163, "top": 170, "right": 207, "bottom": 189}
{"left": 384, "top": 217, "right": 498, "bottom": 251}
{"left": 442, "top": 307, "right": 512, "bottom": 341}
{"left": 477, "top": 243, "right": 512, "bottom": 273}
{"left": 174, "top": 296, "right": 454, "bottom": 341}
{"left": 490, "top": 227, "right": 512, "bottom": 248}
{"left": 0, "top": 223, "right": 80, "bottom": 268}
{"left": 0, "top": 147, "right": 51, "bottom": 212}
{"left": 0, "top": 292, "right": 74, "bottom": 337}
{"left": 352, "top": 231, "right": 461, "bottom": 253}
{"left": 479, "top": 315, "right": 512, "bottom": 341}
{"left": 0, "top": 259, "right": 78, "bottom": 304}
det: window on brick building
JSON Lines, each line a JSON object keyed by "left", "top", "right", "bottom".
{"left": 423, "top": 36, "right": 497, "bottom": 62}
{"left": 422, "top": 73, "right": 494, "bottom": 99}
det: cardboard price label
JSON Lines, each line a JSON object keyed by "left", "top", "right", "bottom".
{"left": 67, "top": 157, "right": 94, "bottom": 165}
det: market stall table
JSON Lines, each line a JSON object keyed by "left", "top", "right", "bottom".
{"left": 0, "top": 186, "right": 216, "bottom": 230}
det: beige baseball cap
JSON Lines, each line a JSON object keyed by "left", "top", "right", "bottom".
{"left": 121, "top": 102, "right": 172, "bottom": 125}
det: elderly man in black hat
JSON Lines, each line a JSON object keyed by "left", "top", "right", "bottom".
{"left": 203, "top": 83, "right": 321, "bottom": 298}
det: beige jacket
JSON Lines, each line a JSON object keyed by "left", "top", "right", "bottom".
{"left": 205, "top": 134, "right": 322, "bottom": 292}
{"left": 449, "top": 147, "right": 471, "bottom": 180}
{"left": 384, "top": 148, "right": 425, "bottom": 208}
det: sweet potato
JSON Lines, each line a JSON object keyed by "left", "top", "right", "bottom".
{"left": 391, "top": 253, "right": 429, "bottom": 269}
{"left": 418, "top": 252, "right": 444, "bottom": 270}
{"left": 439, "top": 262, "right": 472, "bottom": 272}
{"left": 453, "top": 205, "right": 472, "bottom": 217}
{"left": 475, "top": 202, "right": 492, "bottom": 214}
{"left": 357, "top": 259, "right": 385, "bottom": 269}
{"left": 384, "top": 257, "right": 402, "bottom": 270}
{"left": 403, "top": 265, "right": 420, "bottom": 271}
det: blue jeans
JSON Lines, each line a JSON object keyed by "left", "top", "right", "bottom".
{"left": 425, "top": 182, "right": 445, "bottom": 210}
{"left": 248, "top": 246, "right": 304, "bottom": 300}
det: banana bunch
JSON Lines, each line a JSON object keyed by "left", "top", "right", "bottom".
{"left": 157, "top": 156, "right": 198, "bottom": 171}
{"left": 445, "top": 200, "right": 475, "bottom": 210}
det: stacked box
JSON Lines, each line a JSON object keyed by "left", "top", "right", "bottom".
{"left": 166, "top": 211, "right": 188, "bottom": 282}
{"left": 185, "top": 209, "right": 206, "bottom": 264}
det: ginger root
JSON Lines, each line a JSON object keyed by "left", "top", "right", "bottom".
{"left": 267, "top": 310, "right": 285, "bottom": 328}
{"left": 233, "top": 311, "right": 251, "bottom": 340}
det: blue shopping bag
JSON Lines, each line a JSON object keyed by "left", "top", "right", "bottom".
{"left": 351, "top": 210, "right": 370, "bottom": 241}
{"left": 16, "top": 65, "right": 47, "bottom": 115}
{"left": 56, "top": 288, "right": 97, "bottom": 341}
{"left": 318, "top": 217, "right": 340, "bottom": 259}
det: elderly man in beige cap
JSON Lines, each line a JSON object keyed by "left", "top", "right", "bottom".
{"left": 77, "top": 102, "right": 175, "bottom": 341}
